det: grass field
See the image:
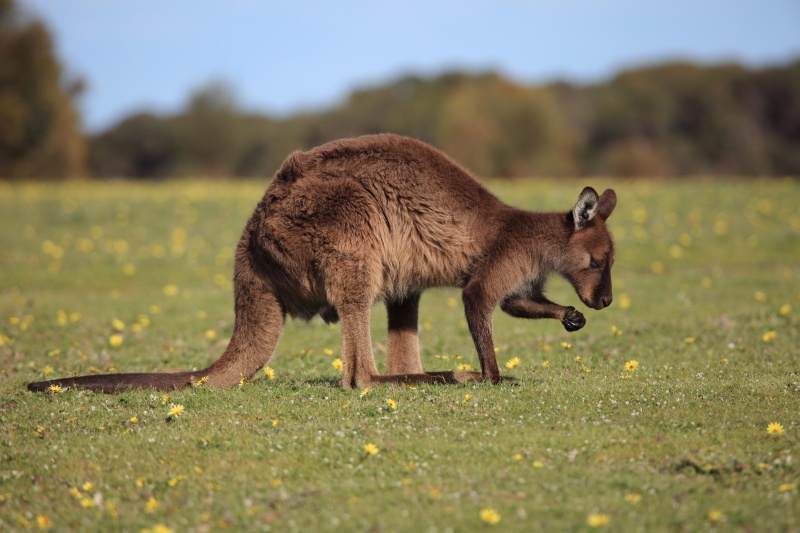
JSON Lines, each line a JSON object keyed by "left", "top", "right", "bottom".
{"left": 0, "top": 177, "right": 798, "bottom": 532}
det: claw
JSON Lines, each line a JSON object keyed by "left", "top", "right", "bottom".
{"left": 562, "top": 307, "right": 586, "bottom": 332}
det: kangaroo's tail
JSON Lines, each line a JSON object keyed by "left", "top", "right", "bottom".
{"left": 27, "top": 370, "right": 205, "bottom": 393}
{"left": 27, "top": 217, "right": 287, "bottom": 394}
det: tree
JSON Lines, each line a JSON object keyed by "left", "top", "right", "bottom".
{"left": 0, "top": 0, "right": 86, "bottom": 179}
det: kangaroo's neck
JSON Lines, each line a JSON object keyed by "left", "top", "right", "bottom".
{"left": 502, "top": 209, "right": 573, "bottom": 272}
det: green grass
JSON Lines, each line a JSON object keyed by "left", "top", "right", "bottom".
{"left": 0, "top": 178, "right": 798, "bottom": 532}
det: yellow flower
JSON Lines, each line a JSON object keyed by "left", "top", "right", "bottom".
{"left": 36, "top": 515, "right": 52, "bottom": 528}
{"left": 619, "top": 374, "right": 632, "bottom": 379}
{"left": 684, "top": 337, "right": 695, "bottom": 344}
{"left": 168, "top": 404, "right": 185, "bottom": 417}
{"left": 111, "top": 318, "right": 125, "bottom": 331}
{"left": 754, "top": 290, "right": 767, "bottom": 302}
{"left": 142, "top": 525, "right": 175, "bottom": 533}
{"left": 272, "top": 419, "right": 279, "bottom": 427}
{"left": 82, "top": 481, "right": 93, "bottom": 491}
{"left": 779, "top": 304, "right": 791, "bottom": 316}
{"left": 767, "top": 422, "right": 784, "bottom": 435}
{"left": 625, "top": 360, "right": 639, "bottom": 371}
{"left": 618, "top": 293, "right": 631, "bottom": 309}
{"left": 129, "top": 416, "right": 138, "bottom": 424}
{"left": 49, "top": 384, "right": 63, "bottom": 393}
{"left": 479, "top": 508, "right": 501, "bottom": 525}
{"left": 513, "top": 453, "right": 523, "bottom": 461}
{"left": 457, "top": 363, "right": 473, "bottom": 371}
{"left": 505, "top": 357, "right": 521, "bottom": 369}
{"left": 541, "top": 360, "right": 550, "bottom": 368}
{"left": 762, "top": 331, "right": 776, "bottom": 342}
{"left": 161, "top": 394, "right": 170, "bottom": 405}
{"left": 145, "top": 497, "right": 159, "bottom": 512}
{"left": 193, "top": 375, "right": 209, "bottom": 387}
{"left": 341, "top": 401, "right": 351, "bottom": 409}
{"left": 204, "top": 329, "right": 217, "bottom": 340}
{"left": 332, "top": 358, "right": 343, "bottom": 370}
{"left": 611, "top": 325, "right": 623, "bottom": 336}
{"left": 364, "top": 443, "right": 379, "bottom": 455}
{"left": 163, "top": 284, "right": 179, "bottom": 296}
{"left": 707, "top": 509, "right": 724, "bottom": 523}
{"left": 586, "top": 513, "right": 610, "bottom": 527}
{"left": 79, "top": 497, "right": 95, "bottom": 508}
{"left": 263, "top": 366, "right": 276, "bottom": 380}
{"left": 560, "top": 342, "right": 572, "bottom": 349}
{"left": 532, "top": 460, "right": 543, "bottom": 468}
{"left": 779, "top": 483, "right": 796, "bottom": 492}
{"left": 574, "top": 356, "right": 581, "bottom": 363}
{"left": 323, "top": 348, "right": 334, "bottom": 356}
{"left": 463, "top": 394, "right": 471, "bottom": 402}
{"left": 360, "top": 387, "right": 372, "bottom": 397}
{"left": 238, "top": 376, "right": 249, "bottom": 387}
{"left": 168, "top": 475, "right": 187, "bottom": 487}
{"left": 135, "top": 477, "right": 146, "bottom": 488}
{"left": 109, "top": 334, "right": 123, "bottom": 347}
{"left": 386, "top": 398, "right": 397, "bottom": 410}
{"left": 581, "top": 365, "right": 591, "bottom": 373}
{"left": 624, "top": 493, "right": 642, "bottom": 504}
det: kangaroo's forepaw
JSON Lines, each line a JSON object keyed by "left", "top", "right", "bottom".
{"left": 562, "top": 307, "right": 586, "bottom": 332}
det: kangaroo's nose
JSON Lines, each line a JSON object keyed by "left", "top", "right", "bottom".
{"left": 601, "top": 295, "right": 613, "bottom": 308}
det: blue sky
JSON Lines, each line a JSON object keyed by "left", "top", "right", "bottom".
{"left": 23, "top": 0, "right": 800, "bottom": 132}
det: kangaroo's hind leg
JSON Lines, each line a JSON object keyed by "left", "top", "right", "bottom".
{"left": 326, "top": 259, "right": 381, "bottom": 389}
{"left": 385, "top": 293, "right": 424, "bottom": 375}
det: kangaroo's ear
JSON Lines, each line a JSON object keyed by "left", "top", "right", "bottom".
{"left": 597, "top": 189, "right": 617, "bottom": 221}
{"left": 572, "top": 187, "right": 600, "bottom": 230}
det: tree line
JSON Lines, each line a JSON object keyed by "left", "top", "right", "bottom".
{"left": 2, "top": 0, "right": 799, "bottom": 180}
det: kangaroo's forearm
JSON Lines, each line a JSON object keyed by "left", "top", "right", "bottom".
{"left": 500, "top": 296, "right": 586, "bottom": 331}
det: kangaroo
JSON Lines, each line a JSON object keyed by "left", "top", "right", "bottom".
{"left": 28, "top": 134, "right": 616, "bottom": 393}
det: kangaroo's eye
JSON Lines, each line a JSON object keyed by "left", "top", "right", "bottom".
{"left": 590, "top": 257, "right": 600, "bottom": 269}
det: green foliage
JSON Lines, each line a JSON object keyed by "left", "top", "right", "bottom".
{"left": 0, "top": 178, "right": 798, "bottom": 532}
{"left": 0, "top": 0, "right": 85, "bottom": 179}
{"left": 87, "top": 61, "right": 800, "bottom": 180}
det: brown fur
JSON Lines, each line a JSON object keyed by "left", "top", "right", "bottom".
{"left": 27, "top": 134, "right": 617, "bottom": 393}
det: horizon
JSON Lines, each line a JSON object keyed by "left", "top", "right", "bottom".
{"left": 21, "top": 0, "right": 800, "bottom": 132}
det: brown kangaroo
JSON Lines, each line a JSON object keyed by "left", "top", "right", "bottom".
{"left": 27, "top": 134, "right": 616, "bottom": 393}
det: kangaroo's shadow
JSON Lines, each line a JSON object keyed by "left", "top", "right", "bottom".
{"left": 300, "top": 371, "right": 517, "bottom": 388}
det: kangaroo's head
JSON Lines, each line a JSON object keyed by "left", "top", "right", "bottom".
{"left": 562, "top": 187, "right": 617, "bottom": 310}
